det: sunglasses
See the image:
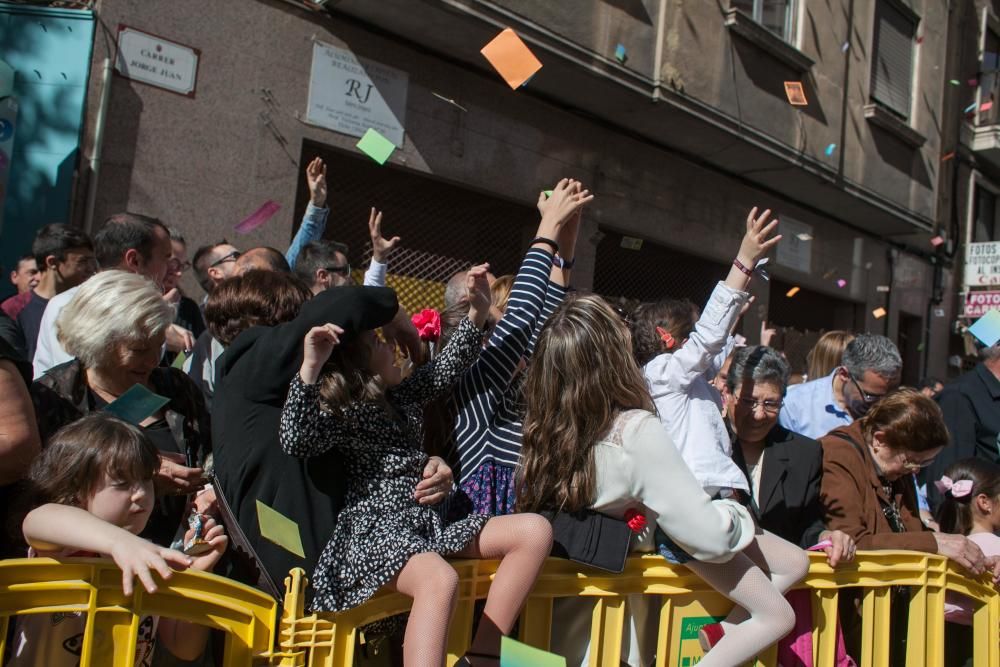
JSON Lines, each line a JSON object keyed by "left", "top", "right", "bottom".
{"left": 325, "top": 264, "right": 352, "bottom": 275}
{"left": 848, "top": 374, "right": 885, "bottom": 404}
{"left": 210, "top": 250, "right": 241, "bottom": 268}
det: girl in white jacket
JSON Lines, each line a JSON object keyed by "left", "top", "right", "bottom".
{"left": 628, "top": 208, "right": 808, "bottom": 664}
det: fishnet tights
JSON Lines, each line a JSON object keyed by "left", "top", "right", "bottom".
{"left": 391, "top": 514, "right": 552, "bottom": 667}
{"left": 685, "top": 531, "right": 809, "bottom": 666}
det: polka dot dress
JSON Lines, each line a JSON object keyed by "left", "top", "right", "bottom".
{"left": 279, "top": 318, "right": 490, "bottom": 612}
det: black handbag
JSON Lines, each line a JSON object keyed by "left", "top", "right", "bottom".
{"left": 541, "top": 509, "right": 633, "bottom": 574}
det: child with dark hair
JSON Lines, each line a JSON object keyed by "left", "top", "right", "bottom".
{"left": 9, "top": 413, "right": 227, "bottom": 666}
{"left": 279, "top": 270, "right": 553, "bottom": 666}
{"left": 935, "top": 458, "right": 1000, "bottom": 625}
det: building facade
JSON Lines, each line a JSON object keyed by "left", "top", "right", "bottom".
{"left": 4, "top": 0, "right": 979, "bottom": 379}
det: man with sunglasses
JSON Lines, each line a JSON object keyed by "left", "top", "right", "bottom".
{"left": 191, "top": 157, "right": 331, "bottom": 299}
{"left": 779, "top": 333, "right": 902, "bottom": 440}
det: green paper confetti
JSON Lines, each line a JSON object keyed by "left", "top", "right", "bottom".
{"left": 103, "top": 384, "right": 170, "bottom": 426}
{"left": 256, "top": 500, "right": 305, "bottom": 558}
{"left": 500, "top": 636, "right": 566, "bottom": 667}
{"left": 356, "top": 128, "right": 397, "bottom": 165}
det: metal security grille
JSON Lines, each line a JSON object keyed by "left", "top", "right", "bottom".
{"left": 294, "top": 141, "right": 538, "bottom": 314}
{"left": 592, "top": 229, "right": 728, "bottom": 310}
{"left": 871, "top": 0, "right": 916, "bottom": 119}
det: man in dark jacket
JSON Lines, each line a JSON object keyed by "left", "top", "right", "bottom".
{"left": 926, "top": 343, "right": 1000, "bottom": 511}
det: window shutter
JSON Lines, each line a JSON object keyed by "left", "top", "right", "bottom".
{"left": 871, "top": 0, "right": 915, "bottom": 119}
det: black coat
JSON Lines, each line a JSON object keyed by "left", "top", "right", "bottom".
{"left": 211, "top": 286, "right": 398, "bottom": 598}
{"left": 732, "top": 424, "right": 826, "bottom": 548}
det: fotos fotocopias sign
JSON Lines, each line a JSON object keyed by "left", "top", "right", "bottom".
{"left": 965, "top": 241, "right": 1000, "bottom": 287}
{"left": 306, "top": 41, "right": 408, "bottom": 148}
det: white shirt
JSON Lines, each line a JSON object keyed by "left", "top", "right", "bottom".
{"left": 32, "top": 285, "right": 79, "bottom": 379}
{"left": 551, "top": 409, "right": 755, "bottom": 667}
{"left": 644, "top": 281, "right": 750, "bottom": 491}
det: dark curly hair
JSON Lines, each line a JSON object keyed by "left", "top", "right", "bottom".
{"left": 628, "top": 299, "right": 698, "bottom": 367}
{"left": 205, "top": 270, "right": 312, "bottom": 346}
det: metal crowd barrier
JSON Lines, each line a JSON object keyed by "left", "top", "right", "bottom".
{"left": 1, "top": 552, "right": 997, "bottom": 666}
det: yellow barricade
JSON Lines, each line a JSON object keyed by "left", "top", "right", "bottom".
{"left": 0, "top": 557, "right": 278, "bottom": 666}
{"left": 1, "top": 552, "right": 997, "bottom": 666}
{"left": 273, "top": 552, "right": 1000, "bottom": 667}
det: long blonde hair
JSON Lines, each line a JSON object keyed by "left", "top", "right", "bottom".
{"left": 517, "top": 294, "right": 655, "bottom": 513}
{"left": 807, "top": 330, "right": 855, "bottom": 379}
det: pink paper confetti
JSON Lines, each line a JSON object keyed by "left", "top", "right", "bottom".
{"left": 981, "top": 101, "right": 994, "bottom": 113}
{"left": 234, "top": 200, "right": 281, "bottom": 234}
{"left": 836, "top": 279, "right": 847, "bottom": 288}
{"left": 930, "top": 235, "right": 945, "bottom": 247}
{"left": 969, "top": 79, "right": 979, "bottom": 86}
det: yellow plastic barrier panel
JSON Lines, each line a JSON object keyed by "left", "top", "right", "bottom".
{"left": 274, "top": 552, "right": 1000, "bottom": 667}
{"left": 0, "top": 557, "right": 278, "bottom": 667}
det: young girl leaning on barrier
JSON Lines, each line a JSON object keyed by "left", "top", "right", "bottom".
{"left": 278, "top": 269, "right": 553, "bottom": 667}
{"left": 625, "top": 208, "right": 811, "bottom": 664}
{"left": 9, "top": 413, "right": 227, "bottom": 667}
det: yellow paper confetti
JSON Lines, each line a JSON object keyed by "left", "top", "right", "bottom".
{"left": 256, "top": 500, "right": 305, "bottom": 558}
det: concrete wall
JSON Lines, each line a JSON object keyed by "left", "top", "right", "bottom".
{"left": 72, "top": 0, "right": 948, "bottom": 374}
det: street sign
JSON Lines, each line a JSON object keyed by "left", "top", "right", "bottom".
{"left": 964, "top": 241, "right": 1000, "bottom": 287}
{"left": 964, "top": 290, "right": 1000, "bottom": 318}
{"left": 115, "top": 25, "right": 200, "bottom": 97}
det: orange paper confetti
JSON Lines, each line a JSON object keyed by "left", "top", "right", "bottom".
{"left": 941, "top": 152, "right": 955, "bottom": 162}
{"left": 872, "top": 307, "right": 887, "bottom": 319}
{"left": 786, "top": 286, "right": 801, "bottom": 298}
{"left": 480, "top": 28, "right": 543, "bottom": 90}
{"left": 784, "top": 82, "right": 808, "bottom": 106}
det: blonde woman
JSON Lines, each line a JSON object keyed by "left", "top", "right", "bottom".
{"left": 518, "top": 294, "right": 759, "bottom": 666}
{"left": 806, "top": 330, "right": 855, "bottom": 381}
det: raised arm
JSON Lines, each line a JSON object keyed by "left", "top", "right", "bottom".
{"left": 363, "top": 207, "right": 400, "bottom": 288}
{"left": 280, "top": 323, "right": 354, "bottom": 458}
{"left": 627, "top": 414, "right": 754, "bottom": 562}
{"left": 286, "top": 158, "right": 329, "bottom": 269}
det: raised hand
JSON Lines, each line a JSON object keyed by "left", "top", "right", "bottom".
{"left": 537, "top": 179, "right": 594, "bottom": 239}
{"left": 306, "top": 157, "right": 328, "bottom": 208}
{"left": 300, "top": 323, "right": 344, "bottom": 384}
{"left": 737, "top": 207, "right": 781, "bottom": 266}
{"left": 466, "top": 263, "right": 492, "bottom": 329}
{"left": 368, "top": 208, "right": 401, "bottom": 263}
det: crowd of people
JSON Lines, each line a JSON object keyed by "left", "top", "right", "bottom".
{"left": 1, "top": 160, "right": 999, "bottom": 667}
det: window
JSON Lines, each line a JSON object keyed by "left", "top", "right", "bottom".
{"left": 973, "top": 183, "right": 1000, "bottom": 242}
{"left": 977, "top": 28, "right": 1000, "bottom": 126}
{"left": 870, "top": 0, "right": 917, "bottom": 120}
{"left": 732, "top": 0, "right": 796, "bottom": 42}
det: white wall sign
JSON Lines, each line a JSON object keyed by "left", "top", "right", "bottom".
{"left": 115, "top": 25, "right": 199, "bottom": 97}
{"left": 306, "top": 41, "right": 408, "bottom": 147}
{"left": 964, "top": 241, "right": 1000, "bottom": 287}
{"left": 964, "top": 290, "right": 1000, "bottom": 318}
{"left": 775, "top": 217, "right": 813, "bottom": 274}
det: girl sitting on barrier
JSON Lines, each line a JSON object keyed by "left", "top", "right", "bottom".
{"left": 518, "top": 293, "right": 759, "bottom": 667}
{"left": 627, "top": 207, "right": 808, "bottom": 663}
{"left": 10, "top": 413, "right": 227, "bottom": 666}
{"left": 278, "top": 270, "right": 553, "bottom": 667}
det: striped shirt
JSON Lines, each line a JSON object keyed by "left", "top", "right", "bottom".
{"left": 448, "top": 248, "right": 566, "bottom": 484}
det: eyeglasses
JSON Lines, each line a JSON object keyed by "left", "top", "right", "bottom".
{"left": 848, "top": 374, "right": 885, "bottom": 404}
{"left": 898, "top": 451, "right": 936, "bottom": 471}
{"left": 324, "top": 264, "right": 352, "bottom": 275}
{"left": 209, "top": 250, "right": 241, "bottom": 268}
{"left": 168, "top": 258, "right": 192, "bottom": 272}
{"left": 736, "top": 397, "right": 783, "bottom": 414}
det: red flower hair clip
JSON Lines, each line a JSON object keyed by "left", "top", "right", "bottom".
{"left": 655, "top": 326, "right": 676, "bottom": 350}
{"left": 411, "top": 309, "right": 442, "bottom": 343}
{"left": 624, "top": 508, "right": 647, "bottom": 533}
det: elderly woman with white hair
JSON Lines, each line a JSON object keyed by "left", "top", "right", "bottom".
{"left": 30, "top": 270, "right": 210, "bottom": 547}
